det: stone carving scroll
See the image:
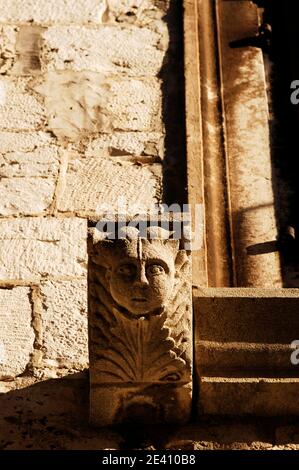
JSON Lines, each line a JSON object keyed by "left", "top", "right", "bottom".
{"left": 88, "top": 223, "right": 192, "bottom": 426}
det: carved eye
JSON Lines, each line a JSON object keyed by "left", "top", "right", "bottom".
{"left": 146, "top": 264, "right": 165, "bottom": 276}
{"left": 117, "top": 264, "right": 136, "bottom": 278}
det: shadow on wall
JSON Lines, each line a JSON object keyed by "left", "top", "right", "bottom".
{"left": 0, "top": 372, "right": 119, "bottom": 450}
{"left": 1, "top": 372, "right": 295, "bottom": 449}
{"left": 0, "top": 372, "right": 178, "bottom": 450}
{"left": 159, "top": 0, "right": 187, "bottom": 206}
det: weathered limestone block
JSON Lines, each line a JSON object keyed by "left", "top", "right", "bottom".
{"left": 0, "top": 26, "right": 17, "bottom": 74}
{"left": 41, "top": 26, "right": 166, "bottom": 76}
{"left": 0, "top": 287, "right": 34, "bottom": 378}
{"left": 0, "top": 78, "right": 45, "bottom": 130}
{"left": 0, "top": 130, "right": 55, "bottom": 153}
{"left": 0, "top": 131, "right": 59, "bottom": 216}
{"left": 37, "top": 280, "right": 88, "bottom": 373}
{"left": 0, "top": 132, "right": 59, "bottom": 177}
{"left": 86, "top": 132, "right": 164, "bottom": 159}
{"left": 0, "top": 177, "right": 55, "bottom": 216}
{"left": 88, "top": 224, "right": 192, "bottom": 425}
{"left": 57, "top": 158, "right": 161, "bottom": 215}
{"left": 0, "top": 0, "right": 106, "bottom": 25}
{"left": 106, "top": 0, "right": 170, "bottom": 25}
{"left": 0, "top": 218, "right": 87, "bottom": 280}
{"left": 33, "top": 72, "right": 162, "bottom": 142}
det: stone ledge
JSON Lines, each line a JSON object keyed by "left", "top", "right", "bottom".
{"left": 199, "top": 377, "right": 299, "bottom": 416}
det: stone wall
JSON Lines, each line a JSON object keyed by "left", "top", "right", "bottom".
{"left": 0, "top": 1, "right": 186, "bottom": 439}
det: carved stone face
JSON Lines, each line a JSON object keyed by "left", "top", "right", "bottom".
{"left": 106, "top": 239, "right": 176, "bottom": 315}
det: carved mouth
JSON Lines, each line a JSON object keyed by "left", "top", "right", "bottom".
{"left": 131, "top": 298, "right": 147, "bottom": 302}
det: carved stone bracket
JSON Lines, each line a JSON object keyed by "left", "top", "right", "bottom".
{"left": 88, "top": 219, "right": 192, "bottom": 426}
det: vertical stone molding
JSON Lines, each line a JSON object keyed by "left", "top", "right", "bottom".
{"left": 88, "top": 220, "right": 192, "bottom": 426}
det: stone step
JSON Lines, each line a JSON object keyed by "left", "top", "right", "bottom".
{"left": 195, "top": 288, "right": 299, "bottom": 415}
{"left": 197, "top": 341, "right": 299, "bottom": 375}
{"left": 195, "top": 288, "right": 299, "bottom": 374}
{"left": 199, "top": 376, "right": 299, "bottom": 416}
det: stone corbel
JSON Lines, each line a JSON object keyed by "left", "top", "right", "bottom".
{"left": 88, "top": 219, "right": 192, "bottom": 426}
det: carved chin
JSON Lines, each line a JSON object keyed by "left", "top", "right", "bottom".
{"left": 127, "top": 299, "right": 161, "bottom": 315}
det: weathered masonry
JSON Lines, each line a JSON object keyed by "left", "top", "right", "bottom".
{"left": 185, "top": 0, "right": 299, "bottom": 415}
{"left": 0, "top": 0, "right": 299, "bottom": 449}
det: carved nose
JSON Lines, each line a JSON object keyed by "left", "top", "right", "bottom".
{"left": 134, "top": 267, "right": 149, "bottom": 286}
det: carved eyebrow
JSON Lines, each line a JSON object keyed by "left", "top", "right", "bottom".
{"left": 146, "top": 259, "right": 170, "bottom": 272}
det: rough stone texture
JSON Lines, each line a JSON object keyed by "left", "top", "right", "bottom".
{"left": 0, "top": 130, "right": 55, "bottom": 153}
{"left": 86, "top": 132, "right": 164, "bottom": 159}
{"left": 88, "top": 224, "right": 192, "bottom": 425}
{"left": 0, "top": 25, "right": 17, "bottom": 74}
{"left": 0, "top": 132, "right": 59, "bottom": 177}
{"left": 58, "top": 158, "right": 161, "bottom": 214}
{"left": 106, "top": 0, "right": 169, "bottom": 25}
{"left": 0, "top": 0, "right": 191, "bottom": 448}
{"left": 0, "top": 132, "right": 59, "bottom": 216}
{"left": 0, "top": 0, "right": 107, "bottom": 25}
{"left": 36, "top": 280, "right": 88, "bottom": 373}
{"left": 0, "top": 287, "right": 34, "bottom": 378}
{"left": 0, "top": 177, "right": 55, "bottom": 216}
{"left": 0, "top": 218, "right": 87, "bottom": 280}
{"left": 34, "top": 72, "right": 162, "bottom": 142}
{"left": 0, "top": 77, "right": 45, "bottom": 130}
{"left": 41, "top": 26, "right": 166, "bottom": 76}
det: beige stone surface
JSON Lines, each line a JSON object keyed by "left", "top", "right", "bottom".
{"left": 58, "top": 158, "right": 161, "bottom": 214}
{"left": 0, "top": 25, "right": 17, "bottom": 74}
{"left": 106, "top": 0, "right": 169, "bottom": 25}
{"left": 0, "top": 77, "right": 45, "bottom": 130}
{"left": 0, "top": 131, "right": 59, "bottom": 215}
{"left": 0, "top": 0, "right": 106, "bottom": 25}
{"left": 107, "top": 78, "right": 161, "bottom": 132}
{"left": 37, "top": 280, "right": 88, "bottom": 372}
{"left": 0, "top": 218, "right": 87, "bottom": 280}
{"left": 34, "top": 72, "right": 161, "bottom": 142}
{"left": 41, "top": 26, "right": 165, "bottom": 76}
{"left": 0, "top": 287, "right": 34, "bottom": 378}
{"left": 0, "top": 130, "right": 55, "bottom": 153}
{"left": 86, "top": 132, "right": 164, "bottom": 159}
{"left": 0, "top": 133, "right": 59, "bottom": 177}
{"left": 0, "top": 177, "right": 55, "bottom": 216}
